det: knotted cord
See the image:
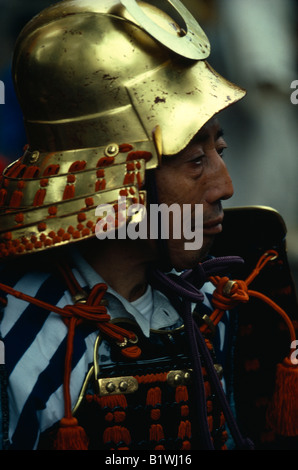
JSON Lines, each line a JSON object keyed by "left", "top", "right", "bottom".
{"left": 0, "top": 278, "right": 138, "bottom": 438}
{"left": 151, "top": 255, "right": 254, "bottom": 450}
{"left": 152, "top": 250, "right": 298, "bottom": 449}
{"left": 207, "top": 250, "right": 296, "bottom": 350}
{"left": 1, "top": 250, "right": 294, "bottom": 449}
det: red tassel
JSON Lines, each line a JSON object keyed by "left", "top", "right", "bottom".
{"left": 54, "top": 417, "right": 89, "bottom": 450}
{"left": 266, "top": 357, "right": 298, "bottom": 436}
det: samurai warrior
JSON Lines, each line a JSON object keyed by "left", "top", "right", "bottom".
{"left": 0, "top": 0, "right": 298, "bottom": 451}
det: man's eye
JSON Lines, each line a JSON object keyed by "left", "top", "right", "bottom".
{"left": 217, "top": 146, "right": 227, "bottom": 158}
{"left": 191, "top": 155, "right": 204, "bottom": 165}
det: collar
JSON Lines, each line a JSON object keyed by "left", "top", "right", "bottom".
{"left": 70, "top": 249, "right": 181, "bottom": 337}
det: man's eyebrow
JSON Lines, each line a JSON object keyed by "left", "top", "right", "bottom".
{"left": 191, "top": 127, "right": 224, "bottom": 144}
{"left": 216, "top": 128, "right": 225, "bottom": 140}
{"left": 162, "top": 128, "right": 225, "bottom": 162}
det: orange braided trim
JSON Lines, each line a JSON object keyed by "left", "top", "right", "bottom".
{"left": 135, "top": 372, "right": 168, "bottom": 384}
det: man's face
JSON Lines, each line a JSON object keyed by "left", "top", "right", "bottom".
{"left": 154, "top": 118, "right": 234, "bottom": 270}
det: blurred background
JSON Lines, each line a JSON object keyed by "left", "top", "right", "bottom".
{"left": 0, "top": 0, "right": 298, "bottom": 283}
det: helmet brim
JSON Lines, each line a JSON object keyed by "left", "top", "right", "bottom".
{"left": 126, "top": 60, "right": 246, "bottom": 156}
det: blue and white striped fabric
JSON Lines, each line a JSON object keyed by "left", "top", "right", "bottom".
{"left": 0, "top": 256, "right": 230, "bottom": 450}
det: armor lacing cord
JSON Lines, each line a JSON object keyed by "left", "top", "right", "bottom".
{"left": 204, "top": 250, "right": 296, "bottom": 343}
{"left": 151, "top": 255, "right": 255, "bottom": 450}
{"left": 85, "top": 393, "right": 131, "bottom": 449}
{"left": 0, "top": 267, "right": 141, "bottom": 450}
{"left": 1, "top": 252, "right": 296, "bottom": 448}
{"left": 146, "top": 385, "right": 165, "bottom": 449}
{"left": 0, "top": 281, "right": 137, "bottom": 352}
{"left": 85, "top": 371, "right": 192, "bottom": 450}
{"left": 175, "top": 385, "right": 192, "bottom": 449}
{"left": 154, "top": 250, "right": 298, "bottom": 447}
{"left": 87, "top": 371, "right": 184, "bottom": 450}
{"left": 206, "top": 250, "right": 298, "bottom": 439}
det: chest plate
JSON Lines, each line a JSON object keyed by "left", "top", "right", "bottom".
{"left": 71, "top": 320, "right": 228, "bottom": 450}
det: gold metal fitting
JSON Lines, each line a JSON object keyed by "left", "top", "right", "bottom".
{"left": 72, "top": 290, "right": 88, "bottom": 304}
{"left": 264, "top": 251, "right": 278, "bottom": 262}
{"left": 23, "top": 149, "right": 40, "bottom": 165}
{"left": 167, "top": 369, "right": 192, "bottom": 387}
{"left": 0, "top": 0, "right": 245, "bottom": 262}
{"left": 222, "top": 280, "right": 237, "bottom": 297}
{"left": 214, "top": 363, "right": 223, "bottom": 380}
{"left": 116, "top": 334, "right": 138, "bottom": 348}
{"left": 104, "top": 143, "right": 119, "bottom": 157}
{"left": 29, "top": 150, "right": 40, "bottom": 164}
{"left": 97, "top": 376, "right": 139, "bottom": 396}
{"left": 12, "top": 0, "right": 245, "bottom": 157}
{"left": 202, "top": 314, "right": 216, "bottom": 335}
{"left": 116, "top": 337, "right": 128, "bottom": 348}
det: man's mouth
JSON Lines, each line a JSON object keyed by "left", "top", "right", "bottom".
{"left": 203, "top": 216, "right": 224, "bottom": 236}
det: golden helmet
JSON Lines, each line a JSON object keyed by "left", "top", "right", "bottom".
{"left": 0, "top": 0, "right": 245, "bottom": 259}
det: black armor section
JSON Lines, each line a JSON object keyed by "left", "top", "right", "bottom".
{"left": 212, "top": 206, "right": 298, "bottom": 449}
{"left": 38, "top": 320, "right": 228, "bottom": 450}
{"left": 75, "top": 322, "right": 227, "bottom": 450}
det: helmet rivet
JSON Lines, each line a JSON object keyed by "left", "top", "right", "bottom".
{"left": 178, "top": 28, "right": 187, "bottom": 37}
{"left": 104, "top": 143, "right": 119, "bottom": 157}
{"left": 29, "top": 151, "right": 40, "bottom": 164}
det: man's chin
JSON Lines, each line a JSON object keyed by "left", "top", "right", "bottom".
{"left": 198, "top": 236, "right": 216, "bottom": 261}
{"left": 170, "top": 237, "right": 215, "bottom": 272}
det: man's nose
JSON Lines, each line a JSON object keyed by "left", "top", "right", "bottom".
{"left": 205, "top": 153, "right": 234, "bottom": 203}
